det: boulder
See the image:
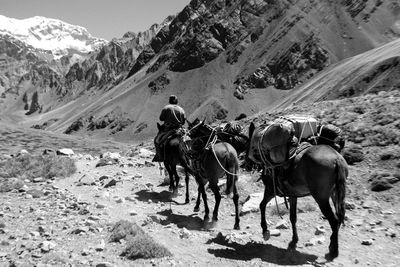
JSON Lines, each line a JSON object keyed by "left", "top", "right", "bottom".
{"left": 57, "top": 148, "right": 74, "bottom": 156}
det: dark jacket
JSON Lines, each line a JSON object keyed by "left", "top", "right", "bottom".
{"left": 159, "top": 104, "right": 185, "bottom": 130}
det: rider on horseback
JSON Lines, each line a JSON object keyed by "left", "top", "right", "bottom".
{"left": 153, "top": 95, "right": 186, "bottom": 162}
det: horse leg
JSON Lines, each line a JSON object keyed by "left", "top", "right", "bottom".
{"left": 209, "top": 183, "right": 221, "bottom": 226}
{"left": 199, "top": 184, "right": 210, "bottom": 224}
{"left": 260, "top": 188, "right": 273, "bottom": 240}
{"left": 194, "top": 186, "right": 201, "bottom": 212}
{"left": 288, "top": 197, "right": 298, "bottom": 250}
{"left": 232, "top": 180, "right": 240, "bottom": 230}
{"left": 316, "top": 199, "right": 340, "bottom": 260}
{"left": 184, "top": 169, "right": 190, "bottom": 204}
{"left": 172, "top": 165, "right": 179, "bottom": 197}
{"left": 164, "top": 164, "right": 174, "bottom": 192}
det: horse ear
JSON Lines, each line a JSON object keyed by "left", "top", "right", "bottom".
{"left": 157, "top": 122, "right": 161, "bottom": 130}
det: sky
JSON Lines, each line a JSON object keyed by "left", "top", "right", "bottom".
{"left": 1, "top": 0, "right": 191, "bottom": 40}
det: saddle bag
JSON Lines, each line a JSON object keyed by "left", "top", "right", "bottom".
{"left": 281, "top": 115, "right": 318, "bottom": 141}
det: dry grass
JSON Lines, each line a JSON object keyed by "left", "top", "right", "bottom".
{"left": 110, "top": 220, "right": 172, "bottom": 260}
{"left": 0, "top": 154, "right": 76, "bottom": 180}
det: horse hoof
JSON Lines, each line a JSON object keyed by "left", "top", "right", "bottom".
{"left": 193, "top": 207, "right": 200, "bottom": 212}
{"left": 288, "top": 241, "right": 297, "bottom": 250}
{"left": 209, "top": 220, "right": 218, "bottom": 229}
{"left": 325, "top": 251, "right": 338, "bottom": 261}
{"left": 233, "top": 224, "right": 240, "bottom": 230}
{"left": 263, "top": 230, "right": 270, "bottom": 241}
{"left": 185, "top": 199, "right": 190, "bottom": 204}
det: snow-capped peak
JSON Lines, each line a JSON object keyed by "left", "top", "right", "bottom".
{"left": 0, "top": 15, "right": 108, "bottom": 58}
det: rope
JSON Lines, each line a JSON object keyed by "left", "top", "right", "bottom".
{"left": 210, "top": 142, "right": 240, "bottom": 176}
{"left": 271, "top": 168, "right": 284, "bottom": 219}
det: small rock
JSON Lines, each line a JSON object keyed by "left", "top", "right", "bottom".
{"left": 88, "top": 216, "right": 100, "bottom": 221}
{"left": 95, "top": 262, "right": 113, "bottom": 267}
{"left": 33, "top": 177, "right": 45, "bottom": 183}
{"left": 0, "top": 251, "right": 9, "bottom": 257}
{"left": 315, "top": 225, "right": 326, "bottom": 235}
{"left": 361, "top": 239, "right": 373, "bottom": 245}
{"left": 381, "top": 210, "right": 394, "bottom": 215}
{"left": 275, "top": 219, "right": 289, "bottom": 229}
{"left": 115, "top": 197, "right": 125, "bottom": 204}
{"left": 40, "top": 241, "right": 57, "bottom": 252}
{"left": 101, "top": 152, "right": 121, "bottom": 160}
{"left": 57, "top": 148, "right": 74, "bottom": 156}
{"left": 144, "top": 161, "right": 155, "bottom": 167}
{"left": 95, "top": 239, "right": 106, "bottom": 251}
{"left": 270, "top": 229, "right": 281, "bottom": 236}
{"left": 134, "top": 173, "right": 143, "bottom": 178}
{"left": 362, "top": 200, "right": 380, "bottom": 209}
{"left": 26, "top": 189, "right": 44, "bottom": 198}
{"left": 81, "top": 248, "right": 90, "bottom": 256}
{"left": 96, "top": 203, "right": 106, "bottom": 209}
{"left": 305, "top": 236, "right": 325, "bottom": 246}
{"left": 70, "top": 227, "right": 89, "bottom": 235}
{"left": 345, "top": 201, "right": 357, "bottom": 210}
{"left": 104, "top": 179, "right": 118, "bottom": 188}
{"left": 78, "top": 174, "right": 96, "bottom": 186}
{"left": 179, "top": 228, "right": 191, "bottom": 239}
{"left": 18, "top": 184, "right": 29, "bottom": 192}
{"left": 129, "top": 210, "right": 138, "bottom": 216}
{"left": 122, "top": 170, "right": 128, "bottom": 175}
{"left": 125, "top": 196, "right": 136, "bottom": 202}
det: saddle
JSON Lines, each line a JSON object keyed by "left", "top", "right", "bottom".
{"left": 153, "top": 126, "right": 184, "bottom": 162}
{"left": 273, "top": 142, "right": 313, "bottom": 197}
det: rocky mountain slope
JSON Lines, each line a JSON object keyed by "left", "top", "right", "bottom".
{"left": 0, "top": 16, "right": 172, "bottom": 124}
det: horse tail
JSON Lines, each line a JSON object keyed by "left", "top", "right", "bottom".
{"left": 225, "top": 158, "right": 238, "bottom": 196}
{"left": 333, "top": 158, "right": 347, "bottom": 225}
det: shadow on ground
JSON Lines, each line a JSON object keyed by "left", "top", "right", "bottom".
{"left": 157, "top": 209, "right": 204, "bottom": 230}
{"left": 135, "top": 189, "right": 180, "bottom": 204}
{"left": 207, "top": 233, "right": 318, "bottom": 265}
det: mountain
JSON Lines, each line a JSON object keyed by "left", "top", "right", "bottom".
{"left": 0, "top": 15, "right": 171, "bottom": 123}
{"left": 0, "top": 15, "right": 107, "bottom": 58}
{"left": 1, "top": 0, "right": 400, "bottom": 141}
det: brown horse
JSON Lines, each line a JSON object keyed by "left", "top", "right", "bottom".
{"left": 245, "top": 121, "right": 348, "bottom": 260}
{"left": 186, "top": 120, "right": 241, "bottom": 230}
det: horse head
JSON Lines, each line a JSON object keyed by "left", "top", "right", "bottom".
{"left": 187, "top": 118, "right": 211, "bottom": 139}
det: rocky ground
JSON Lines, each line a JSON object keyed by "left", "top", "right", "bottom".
{"left": 0, "top": 141, "right": 399, "bottom": 267}
{"left": 1, "top": 90, "right": 400, "bottom": 267}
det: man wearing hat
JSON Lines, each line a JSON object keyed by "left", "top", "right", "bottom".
{"left": 153, "top": 95, "right": 186, "bottom": 162}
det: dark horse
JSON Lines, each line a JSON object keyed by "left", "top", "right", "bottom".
{"left": 157, "top": 123, "right": 191, "bottom": 204}
{"left": 186, "top": 120, "right": 241, "bottom": 230}
{"left": 245, "top": 121, "right": 348, "bottom": 260}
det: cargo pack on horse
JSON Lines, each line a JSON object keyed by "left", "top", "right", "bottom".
{"left": 245, "top": 118, "right": 348, "bottom": 260}
{"left": 183, "top": 119, "right": 241, "bottom": 230}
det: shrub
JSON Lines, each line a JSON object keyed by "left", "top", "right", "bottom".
{"left": 109, "top": 220, "right": 143, "bottom": 242}
{"left": 0, "top": 154, "right": 76, "bottom": 180}
{"left": 110, "top": 220, "right": 172, "bottom": 260}
{"left": 121, "top": 234, "right": 172, "bottom": 260}
{"left": 342, "top": 145, "right": 364, "bottom": 165}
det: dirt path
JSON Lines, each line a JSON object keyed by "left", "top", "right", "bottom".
{"left": 1, "top": 148, "right": 399, "bottom": 266}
